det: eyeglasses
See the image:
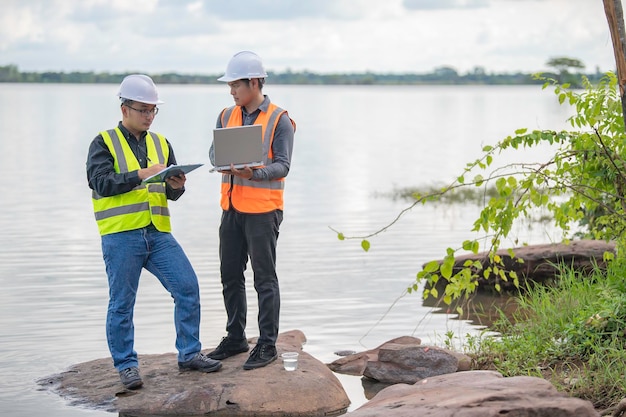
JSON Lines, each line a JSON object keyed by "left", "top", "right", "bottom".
{"left": 125, "top": 104, "right": 159, "bottom": 117}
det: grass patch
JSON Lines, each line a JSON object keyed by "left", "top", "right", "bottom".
{"left": 464, "top": 260, "right": 626, "bottom": 411}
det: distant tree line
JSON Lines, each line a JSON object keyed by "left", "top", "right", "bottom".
{"left": 0, "top": 58, "right": 606, "bottom": 86}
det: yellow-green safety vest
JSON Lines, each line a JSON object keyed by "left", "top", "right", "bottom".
{"left": 91, "top": 128, "right": 171, "bottom": 235}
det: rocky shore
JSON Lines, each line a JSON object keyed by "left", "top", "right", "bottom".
{"left": 40, "top": 331, "right": 599, "bottom": 417}
{"left": 39, "top": 241, "right": 616, "bottom": 416}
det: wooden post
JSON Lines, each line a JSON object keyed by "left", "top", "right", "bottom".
{"left": 603, "top": 0, "right": 626, "bottom": 129}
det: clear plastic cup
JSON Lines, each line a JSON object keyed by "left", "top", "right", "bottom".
{"left": 281, "top": 352, "right": 299, "bottom": 371}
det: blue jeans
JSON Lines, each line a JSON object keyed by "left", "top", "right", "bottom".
{"left": 101, "top": 227, "right": 201, "bottom": 370}
{"left": 219, "top": 209, "right": 282, "bottom": 345}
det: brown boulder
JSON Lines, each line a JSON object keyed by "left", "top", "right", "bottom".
{"left": 327, "top": 352, "right": 370, "bottom": 376}
{"left": 328, "top": 336, "right": 423, "bottom": 375}
{"left": 427, "top": 240, "right": 616, "bottom": 292}
{"left": 328, "top": 336, "right": 472, "bottom": 384}
{"left": 349, "top": 370, "right": 599, "bottom": 417}
{"left": 364, "top": 344, "right": 459, "bottom": 384}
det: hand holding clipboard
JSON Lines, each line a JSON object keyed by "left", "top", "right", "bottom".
{"left": 142, "top": 163, "right": 204, "bottom": 184}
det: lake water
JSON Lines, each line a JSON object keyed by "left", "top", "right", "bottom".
{"left": 0, "top": 83, "right": 574, "bottom": 416}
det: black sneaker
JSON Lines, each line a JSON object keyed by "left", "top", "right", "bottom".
{"left": 119, "top": 366, "right": 143, "bottom": 390}
{"left": 243, "top": 344, "right": 277, "bottom": 370}
{"left": 207, "top": 336, "right": 249, "bottom": 360}
{"left": 178, "top": 352, "right": 222, "bottom": 373}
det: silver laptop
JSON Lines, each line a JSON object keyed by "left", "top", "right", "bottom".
{"left": 211, "top": 124, "right": 264, "bottom": 172}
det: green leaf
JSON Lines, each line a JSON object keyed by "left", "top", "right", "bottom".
{"left": 423, "top": 260, "right": 440, "bottom": 273}
{"left": 472, "top": 241, "right": 480, "bottom": 253}
{"left": 361, "top": 240, "right": 370, "bottom": 252}
{"left": 337, "top": 233, "right": 345, "bottom": 241}
{"left": 440, "top": 263, "right": 453, "bottom": 279}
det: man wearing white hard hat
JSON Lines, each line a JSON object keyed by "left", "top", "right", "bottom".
{"left": 86, "top": 74, "right": 222, "bottom": 390}
{"left": 208, "top": 51, "right": 296, "bottom": 370}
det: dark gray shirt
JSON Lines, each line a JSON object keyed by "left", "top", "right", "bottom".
{"left": 86, "top": 121, "right": 184, "bottom": 200}
{"left": 209, "top": 96, "right": 294, "bottom": 181}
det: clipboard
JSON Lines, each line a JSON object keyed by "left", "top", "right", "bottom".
{"left": 142, "top": 163, "right": 204, "bottom": 184}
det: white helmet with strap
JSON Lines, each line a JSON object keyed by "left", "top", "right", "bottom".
{"left": 217, "top": 51, "right": 268, "bottom": 82}
{"left": 117, "top": 74, "right": 164, "bottom": 104}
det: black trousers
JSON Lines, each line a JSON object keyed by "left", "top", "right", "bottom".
{"left": 219, "top": 209, "right": 283, "bottom": 345}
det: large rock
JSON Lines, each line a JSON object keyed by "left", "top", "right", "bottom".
{"left": 427, "top": 240, "right": 616, "bottom": 292}
{"left": 38, "top": 330, "right": 350, "bottom": 417}
{"left": 329, "top": 336, "right": 422, "bottom": 376}
{"left": 348, "top": 370, "right": 599, "bottom": 417}
{"left": 329, "top": 336, "right": 471, "bottom": 383}
{"left": 364, "top": 344, "right": 459, "bottom": 384}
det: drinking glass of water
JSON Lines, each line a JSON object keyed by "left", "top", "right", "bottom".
{"left": 281, "top": 352, "right": 299, "bottom": 371}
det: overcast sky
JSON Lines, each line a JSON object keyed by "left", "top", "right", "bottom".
{"left": 0, "top": 0, "right": 622, "bottom": 76}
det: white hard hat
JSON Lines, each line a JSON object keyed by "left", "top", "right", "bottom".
{"left": 217, "top": 51, "right": 268, "bottom": 82}
{"left": 117, "top": 74, "right": 164, "bottom": 105}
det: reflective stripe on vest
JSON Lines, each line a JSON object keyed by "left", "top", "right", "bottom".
{"left": 219, "top": 103, "right": 292, "bottom": 213}
{"left": 91, "top": 128, "right": 172, "bottom": 235}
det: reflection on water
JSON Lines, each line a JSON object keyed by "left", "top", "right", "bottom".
{"left": 0, "top": 84, "right": 574, "bottom": 416}
{"left": 361, "top": 377, "right": 396, "bottom": 401}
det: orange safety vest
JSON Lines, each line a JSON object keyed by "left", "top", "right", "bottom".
{"left": 219, "top": 103, "right": 295, "bottom": 213}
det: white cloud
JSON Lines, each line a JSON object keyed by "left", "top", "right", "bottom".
{"left": 403, "top": 0, "right": 490, "bottom": 11}
{"left": 0, "top": 0, "right": 621, "bottom": 74}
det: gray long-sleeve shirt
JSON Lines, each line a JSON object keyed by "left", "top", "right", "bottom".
{"left": 209, "top": 96, "right": 294, "bottom": 181}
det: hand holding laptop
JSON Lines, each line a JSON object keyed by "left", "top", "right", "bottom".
{"left": 217, "top": 163, "right": 256, "bottom": 179}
